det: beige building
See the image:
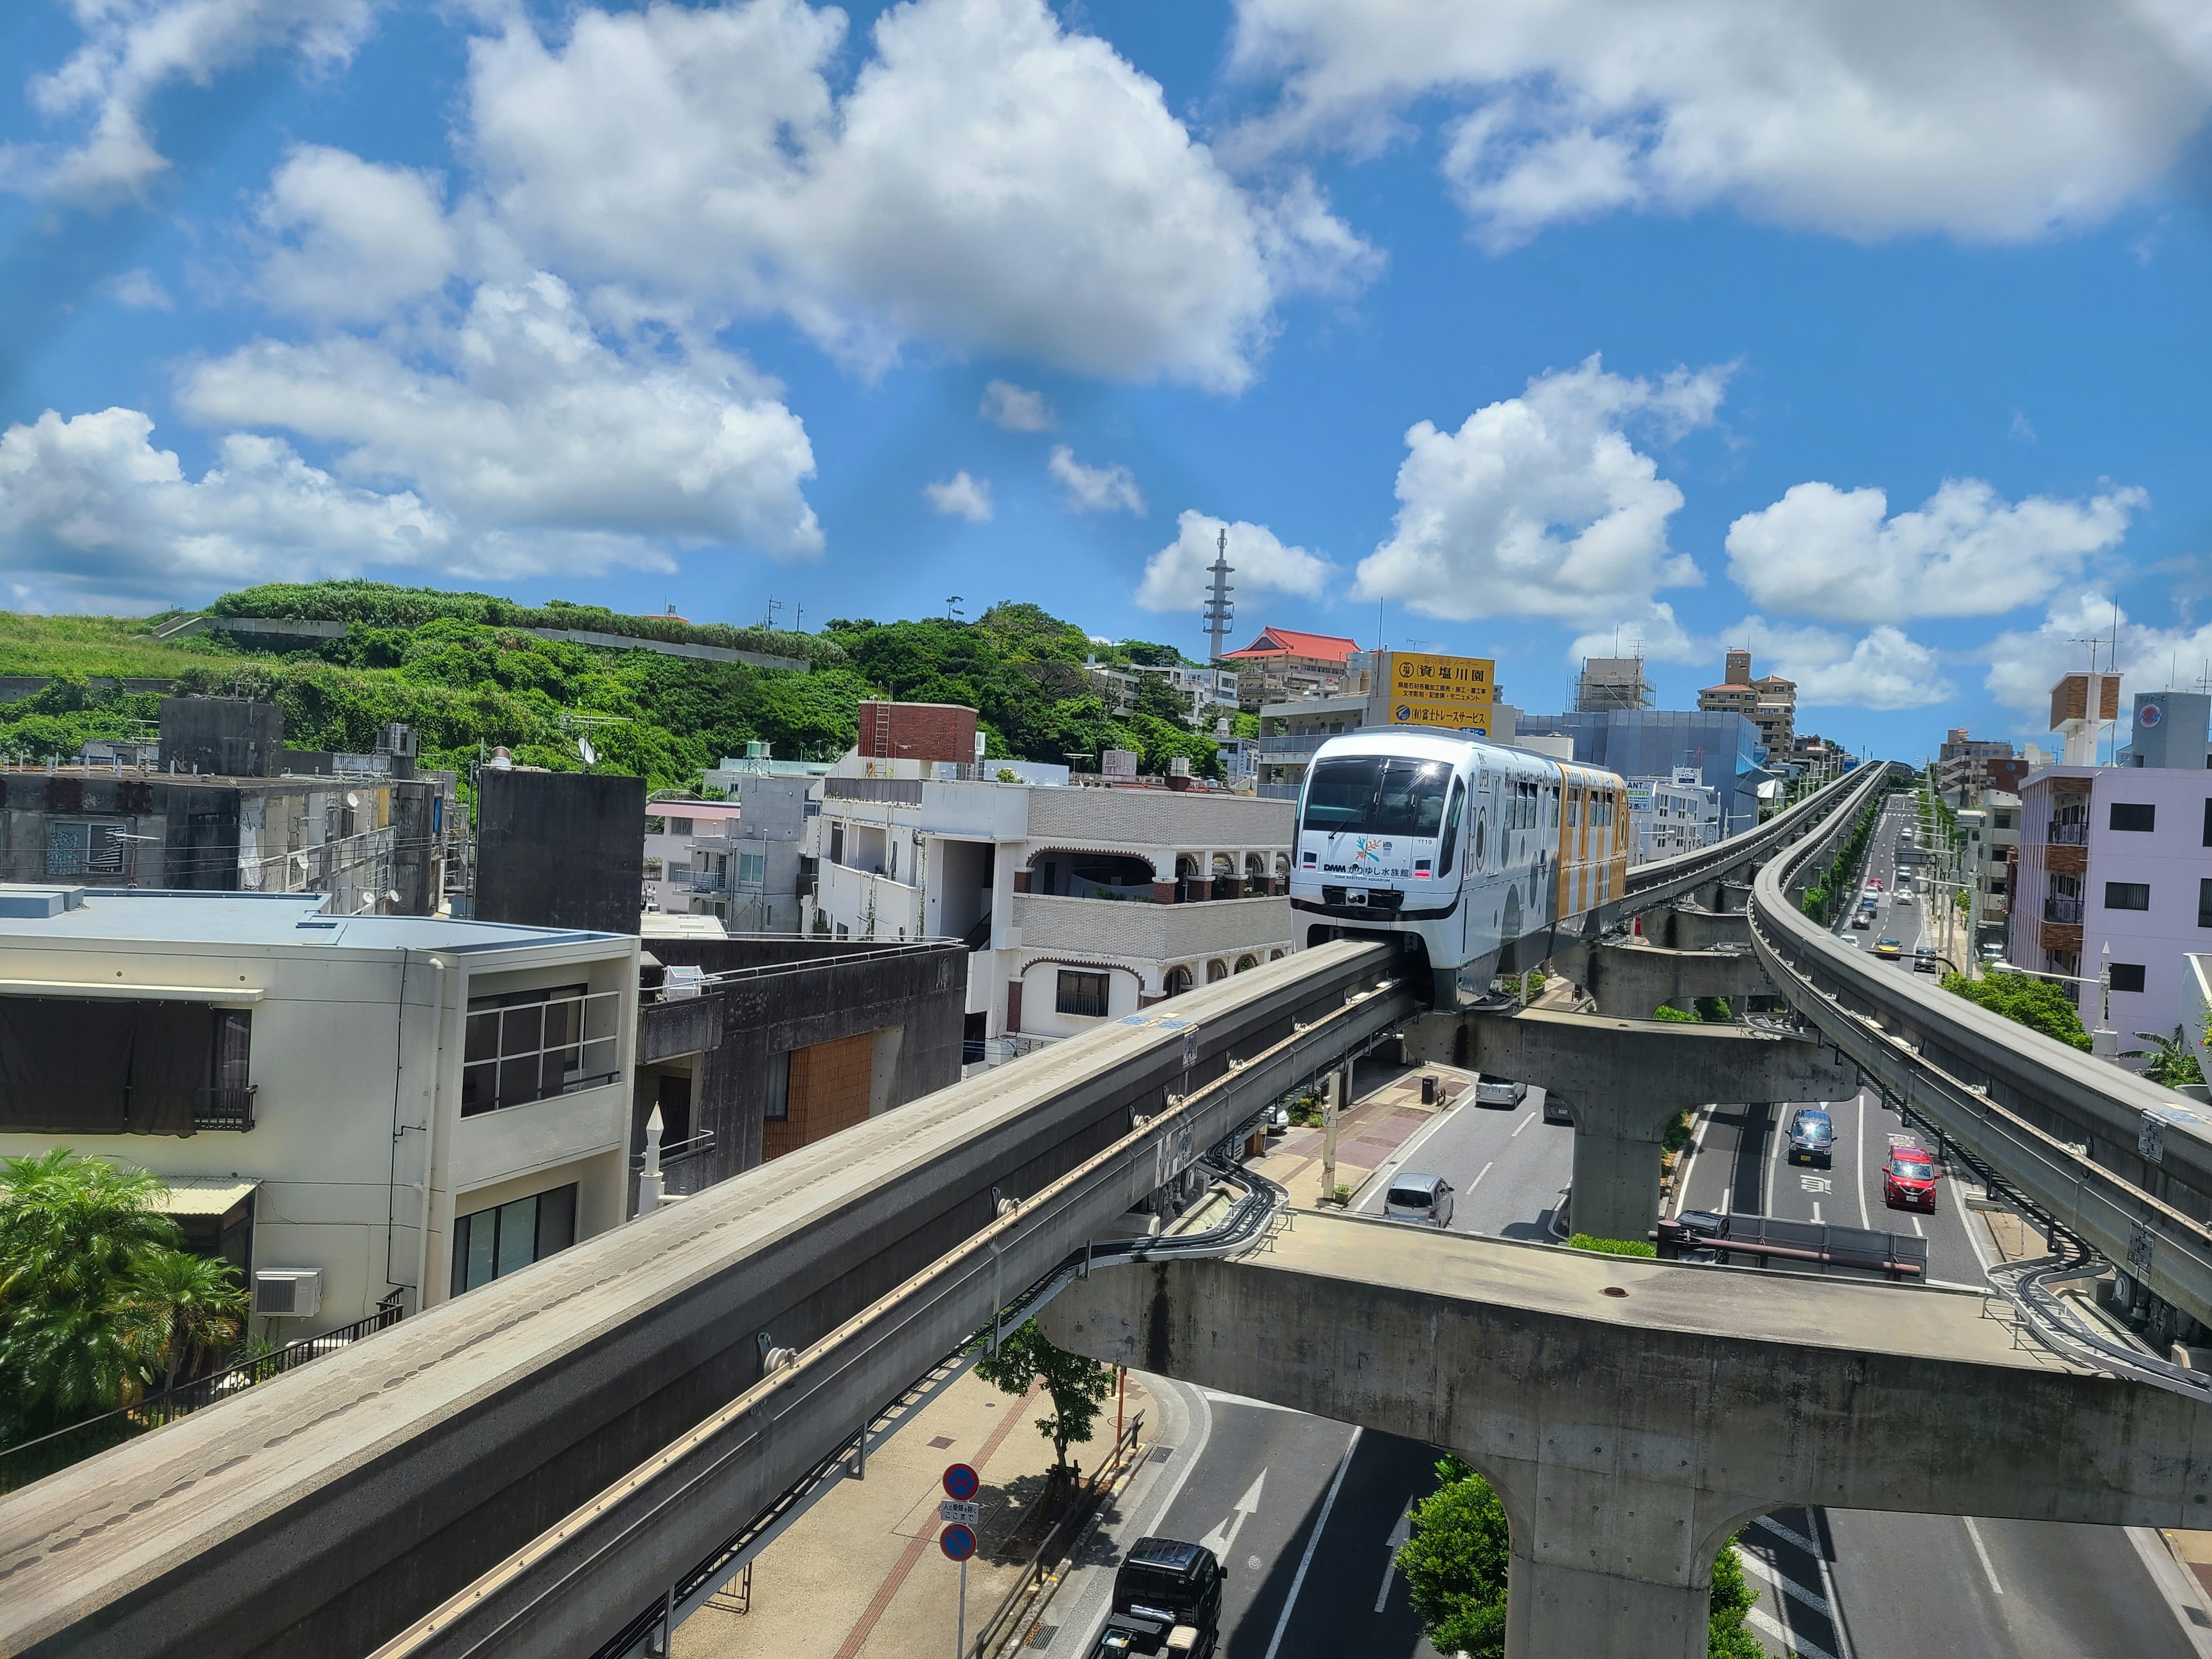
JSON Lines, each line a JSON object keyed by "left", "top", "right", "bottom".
{"left": 1698, "top": 649, "right": 1797, "bottom": 759}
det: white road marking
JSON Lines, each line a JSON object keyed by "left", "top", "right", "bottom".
{"left": 1736, "top": 1547, "right": 1832, "bottom": 1613}
{"left": 1512, "top": 1111, "right": 1535, "bottom": 1138}
{"left": 1468, "top": 1160, "right": 1494, "bottom": 1191}
{"left": 1852, "top": 1093, "right": 1872, "bottom": 1231}
{"left": 1812, "top": 1202, "right": 1823, "bottom": 1223}
{"left": 1753, "top": 1514, "right": 1821, "bottom": 1553}
{"left": 1746, "top": 1604, "right": 1839, "bottom": 1659}
{"left": 1198, "top": 1468, "right": 1266, "bottom": 1558}
{"left": 1374, "top": 1504, "right": 1414, "bottom": 1613}
{"left": 1261, "top": 1429, "right": 1361, "bottom": 1659}
{"left": 1764, "top": 1108, "right": 1779, "bottom": 1217}
{"left": 1962, "top": 1516, "right": 2005, "bottom": 1596}
{"left": 1911, "top": 1215, "right": 1925, "bottom": 1238}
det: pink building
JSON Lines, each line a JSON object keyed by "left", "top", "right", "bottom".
{"left": 2011, "top": 764, "right": 2212, "bottom": 1052}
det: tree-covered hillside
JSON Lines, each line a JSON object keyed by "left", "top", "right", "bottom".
{"left": 0, "top": 584, "right": 1240, "bottom": 795}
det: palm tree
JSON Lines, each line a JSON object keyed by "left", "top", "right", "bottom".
{"left": 119, "top": 1252, "right": 248, "bottom": 1396}
{"left": 2128, "top": 1028, "right": 2208, "bottom": 1091}
{"left": 0, "top": 1152, "right": 184, "bottom": 1438}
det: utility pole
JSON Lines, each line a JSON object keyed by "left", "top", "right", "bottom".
{"left": 1202, "top": 529, "right": 1234, "bottom": 664}
{"left": 764, "top": 596, "right": 782, "bottom": 631}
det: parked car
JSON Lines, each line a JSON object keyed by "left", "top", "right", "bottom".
{"left": 1913, "top": 946, "right": 1940, "bottom": 975}
{"left": 1786, "top": 1108, "right": 1835, "bottom": 1168}
{"left": 1384, "top": 1173, "right": 1455, "bottom": 1228}
{"left": 1543, "top": 1093, "right": 1574, "bottom": 1124}
{"left": 1474, "top": 1075, "right": 1529, "bottom": 1108}
{"left": 1874, "top": 937, "right": 1903, "bottom": 960}
{"left": 1883, "top": 1146, "right": 1941, "bottom": 1212}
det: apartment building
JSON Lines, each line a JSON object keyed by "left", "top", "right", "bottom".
{"left": 1697, "top": 649, "right": 1797, "bottom": 759}
{"left": 802, "top": 733, "right": 1294, "bottom": 1051}
{"left": 643, "top": 800, "right": 744, "bottom": 918}
{"left": 1626, "top": 767, "right": 1722, "bottom": 864}
{"left": 0, "top": 885, "right": 639, "bottom": 1335}
{"left": 643, "top": 778, "right": 815, "bottom": 933}
{"left": 2010, "top": 767, "right": 2212, "bottom": 1050}
{"left": 1937, "top": 728, "right": 2017, "bottom": 801}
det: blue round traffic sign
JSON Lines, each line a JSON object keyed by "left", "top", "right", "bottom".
{"left": 942, "top": 1462, "right": 979, "bottom": 1501}
{"left": 940, "top": 1523, "right": 977, "bottom": 1561}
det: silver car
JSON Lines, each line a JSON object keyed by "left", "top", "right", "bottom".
{"left": 1384, "top": 1173, "right": 1455, "bottom": 1228}
{"left": 1474, "top": 1074, "right": 1528, "bottom": 1108}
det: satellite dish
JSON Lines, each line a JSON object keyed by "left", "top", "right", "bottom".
{"left": 344, "top": 791, "right": 361, "bottom": 809}
{"left": 579, "top": 735, "right": 598, "bottom": 767}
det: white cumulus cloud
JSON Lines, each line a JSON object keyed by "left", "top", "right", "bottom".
{"left": 1228, "top": 0, "right": 2212, "bottom": 248}
{"left": 1725, "top": 478, "right": 2145, "bottom": 625}
{"left": 5, "top": 0, "right": 379, "bottom": 200}
{"left": 924, "top": 471, "right": 993, "bottom": 522}
{"left": 465, "top": 0, "right": 1374, "bottom": 389}
{"left": 1049, "top": 445, "right": 1145, "bottom": 516}
{"left": 1354, "top": 354, "right": 1722, "bottom": 630}
{"left": 1725, "top": 617, "right": 1955, "bottom": 711}
{"left": 980, "top": 380, "right": 1054, "bottom": 432}
{"left": 0, "top": 407, "right": 450, "bottom": 608}
{"left": 179, "top": 273, "right": 823, "bottom": 561}
{"left": 1981, "top": 591, "right": 2212, "bottom": 726}
{"left": 1137, "top": 510, "right": 1332, "bottom": 614}
{"left": 255, "top": 144, "right": 457, "bottom": 323}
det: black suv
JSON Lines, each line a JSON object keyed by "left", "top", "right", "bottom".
{"left": 1092, "top": 1537, "right": 1225, "bottom": 1656}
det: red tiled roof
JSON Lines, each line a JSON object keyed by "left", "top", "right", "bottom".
{"left": 1221, "top": 627, "right": 1361, "bottom": 664}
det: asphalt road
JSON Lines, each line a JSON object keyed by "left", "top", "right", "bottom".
{"left": 1669, "top": 796, "right": 2204, "bottom": 1659}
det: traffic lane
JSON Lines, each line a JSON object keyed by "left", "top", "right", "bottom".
{"left": 1354, "top": 1086, "right": 1572, "bottom": 1243}
{"left": 1760, "top": 1088, "right": 1983, "bottom": 1286}
{"left": 1145, "top": 1396, "right": 1357, "bottom": 1654}
{"left": 1260, "top": 1430, "right": 1445, "bottom": 1659}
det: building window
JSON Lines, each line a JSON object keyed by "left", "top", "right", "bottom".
{"left": 450, "top": 1183, "right": 578, "bottom": 1297}
{"left": 763, "top": 1051, "right": 790, "bottom": 1120}
{"left": 2109, "top": 963, "right": 2146, "bottom": 994}
{"left": 666, "top": 816, "right": 695, "bottom": 835}
{"left": 2201, "top": 878, "right": 2212, "bottom": 930}
{"left": 1056, "top": 970, "right": 1110, "bottom": 1018}
{"left": 2109, "top": 802, "right": 2155, "bottom": 832}
{"left": 461, "top": 985, "right": 621, "bottom": 1115}
{"left": 45, "top": 820, "right": 127, "bottom": 876}
{"left": 2203, "top": 800, "right": 2212, "bottom": 848}
{"left": 0, "top": 999, "right": 252, "bottom": 1134}
{"left": 2104, "top": 881, "right": 2150, "bottom": 911}
{"left": 738, "top": 851, "right": 767, "bottom": 885}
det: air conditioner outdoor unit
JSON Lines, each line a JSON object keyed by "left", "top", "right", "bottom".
{"left": 253, "top": 1268, "right": 323, "bottom": 1319}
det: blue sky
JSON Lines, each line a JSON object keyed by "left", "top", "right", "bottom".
{"left": 2, "top": 0, "right": 2209, "bottom": 760}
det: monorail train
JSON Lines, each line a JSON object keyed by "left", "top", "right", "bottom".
{"left": 1289, "top": 728, "right": 1631, "bottom": 1005}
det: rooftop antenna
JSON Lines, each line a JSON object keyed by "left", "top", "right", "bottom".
{"left": 1202, "top": 528, "right": 1234, "bottom": 664}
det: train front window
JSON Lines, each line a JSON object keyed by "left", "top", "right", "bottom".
{"left": 1303, "top": 759, "right": 1451, "bottom": 838}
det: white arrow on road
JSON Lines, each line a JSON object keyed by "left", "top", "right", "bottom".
{"left": 1374, "top": 1503, "right": 1414, "bottom": 1612}
{"left": 1199, "top": 1469, "right": 1266, "bottom": 1558}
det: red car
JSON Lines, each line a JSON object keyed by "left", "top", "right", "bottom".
{"left": 1867, "top": 878, "right": 1884, "bottom": 892}
{"left": 1883, "top": 1146, "right": 1941, "bottom": 1212}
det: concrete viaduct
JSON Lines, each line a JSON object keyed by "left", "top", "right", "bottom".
{"left": 1040, "top": 1210, "right": 2212, "bottom": 1659}
{"left": 7, "top": 762, "right": 2212, "bottom": 1657}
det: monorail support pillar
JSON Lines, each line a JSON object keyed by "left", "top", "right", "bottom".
{"left": 1406, "top": 1007, "right": 1855, "bottom": 1244}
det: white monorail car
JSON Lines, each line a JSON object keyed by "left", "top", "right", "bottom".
{"left": 1288, "top": 729, "right": 1631, "bottom": 1004}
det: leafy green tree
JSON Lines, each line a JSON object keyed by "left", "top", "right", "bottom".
{"left": 1653, "top": 1003, "right": 1699, "bottom": 1023}
{"left": 1941, "top": 971, "right": 2092, "bottom": 1051}
{"left": 119, "top": 1251, "right": 248, "bottom": 1396}
{"left": 971, "top": 1318, "right": 1115, "bottom": 1490}
{"left": 1694, "top": 997, "right": 1732, "bottom": 1022}
{"left": 0, "top": 1152, "right": 186, "bottom": 1438}
{"left": 1397, "top": 1455, "right": 1763, "bottom": 1659}
{"left": 2126, "top": 1027, "right": 2208, "bottom": 1090}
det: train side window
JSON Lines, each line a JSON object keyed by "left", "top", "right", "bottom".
{"left": 1438, "top": 782, "right": 1465, "bottom": 876}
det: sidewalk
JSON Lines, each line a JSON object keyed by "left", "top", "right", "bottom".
{"left": 1248, "top": 1055, "right": 1467, "bottom": 1208}
{"left": 675, "top": 1366, "right": 1155, "bottom": 1659}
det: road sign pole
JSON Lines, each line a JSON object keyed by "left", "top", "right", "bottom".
{"left": 956, "top": 1555, "right": 967, "bottom": 1659}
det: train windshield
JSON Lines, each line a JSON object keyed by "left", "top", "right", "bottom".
{"left": 1302, "top": 757, "right": 1451, "bottom": 838}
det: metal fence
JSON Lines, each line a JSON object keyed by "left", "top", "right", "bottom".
{"left": 0, "top": 1292, "right": 404, "bottom": 1495}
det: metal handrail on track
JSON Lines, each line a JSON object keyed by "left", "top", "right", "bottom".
{"left": 1748, "top": 762, "right": 2212, "bottom": 1354}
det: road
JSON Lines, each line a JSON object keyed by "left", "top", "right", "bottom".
{"left": 1058, "top": 795, "right": 2204, "bottom": 1658}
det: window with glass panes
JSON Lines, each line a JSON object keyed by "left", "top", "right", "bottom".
{"left": 461, "top": 984, "right": 620, "bottom": 1115}
{"left": 449, "top": 1183, "right": 578, "bottom": 1296}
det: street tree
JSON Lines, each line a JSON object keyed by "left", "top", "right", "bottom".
{"left": 971, "top": 1319, "right": 1114, "bottom": 1494}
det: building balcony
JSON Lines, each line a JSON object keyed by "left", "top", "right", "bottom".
{"left": 2039, "top": 919, "right": 2084, "bottom": 955}
{"left": 194, "top": 1086, "right": 256, "bottom": 1131}
{"left": 2047, "top": 822, "right": 2087, "bottom": 846}
{"left": 2043, "top": 895, "right": 2084, "bottom": 924}
{"left": 1011, "top": 891, "right": 1290, "bottom": 962}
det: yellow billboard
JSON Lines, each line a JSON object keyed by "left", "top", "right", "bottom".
{"left": 1386, "top": 650, "right": 1495, "bottom": 732}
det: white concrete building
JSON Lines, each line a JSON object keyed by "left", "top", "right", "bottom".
{"left": 643, "top": 800, "right": 744, "bottom": 918}
{"left": 1626, "top": 767, "right": 1721, "bottom": 864}
{"left": 0, "top": 885, "right": 638, "bottom": 1336}
{"left": 2010, "top": 766, "right": 2212, "bottom": 1054}
{"left": 803, "top": 770, "right": 1294, "bottom": 1051}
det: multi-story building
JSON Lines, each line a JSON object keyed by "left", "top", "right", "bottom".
{"left": 2010, "top": 765, "right": 2212, "bottom": 1050}
{"left": 1082, "top": 660, "right": 1141, "bottom": 715}
{"left": 1251, "top": 649, "right": 1499, "bottom": 800}
{"left": 2118, "top": 692, "right": 2212, "bottom": 771}
{"left": 1135, "top": 662, "right": 1242, "bottom": 717}
{"left": 0, "top": 885, "right": 639, "bottom": 1335}
{"left": 1625, "top": 767, "right": 1722, "bottom": 864}
{"left": 1221, "top": 627, "right": 1362, "bottom": 709}
{"left": 1968, "top": 790, "right": 2021, "bottom": 947}
{"left": 1575, "top": 656, "right": 1654, "bottom": 713}
{"left": 1937, "top": 728, "right": 2017, "bottom": 801}
{"left": 802, "top": 719, "right": 1294, "bottom": 1052}
{"left": 643, "top": 799, "right": 744, "bottom": 919}
{"left": 1697, "top": 649, "right": 1797, "bottom": 759}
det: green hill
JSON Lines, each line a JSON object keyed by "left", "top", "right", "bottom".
{"left": 0, "top": 583, "right": 1238, "bottom": 795}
